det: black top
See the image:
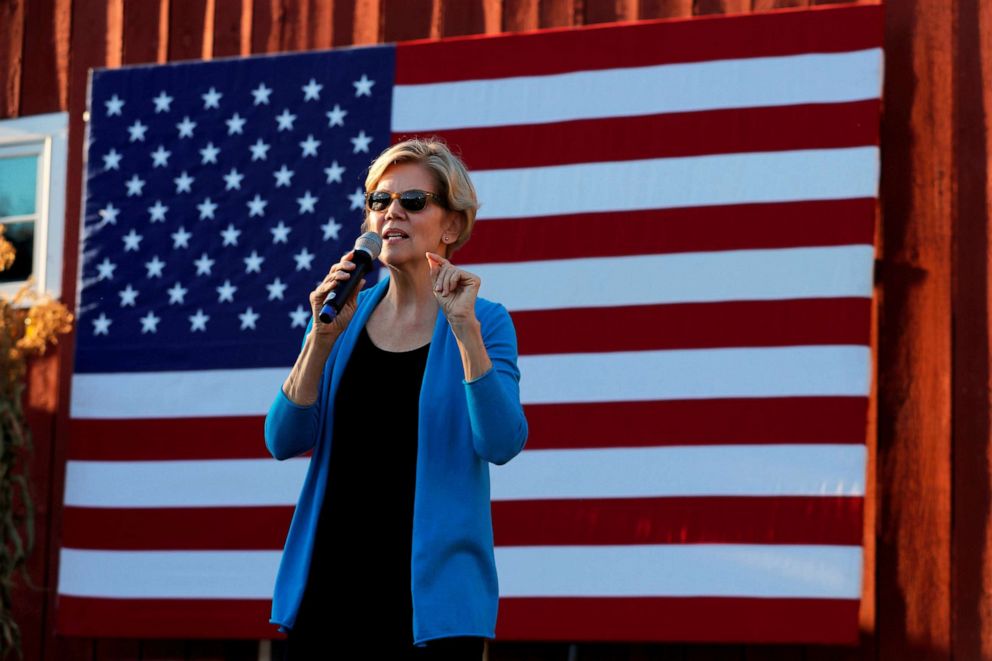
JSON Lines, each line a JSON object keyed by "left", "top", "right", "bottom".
{"left": 293, "top": 325, "right": 430, "bottom": 642}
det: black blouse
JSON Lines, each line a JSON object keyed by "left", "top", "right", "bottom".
{"left": 293, "top": 325, "right": 430, "bottom": 642}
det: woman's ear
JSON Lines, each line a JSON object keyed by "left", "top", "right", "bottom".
{"left": 442, "top": 211, "right": 465, "bottom": 246}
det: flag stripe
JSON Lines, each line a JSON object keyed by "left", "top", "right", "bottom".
{"left": 456, "top": 198, "right": 877, "bottom": 265}
{"left": 63, "top": 444, "right": 864, "bottom": 508}
{"left": 394, "top": 4, "right": 883, "bottom": 84}
{"left": 67, "top": 395, "right": 868, "bottom": 461}
{"left": 418, "top": 100, "right": 880, "bottom": 171}
{"left": 393, "top": 50, "right": 881, "bottom": 132}
{"left": 60, "top": 496, "right": 861, "bottom": 550}
{"left": 58, "top": 544, "right": 860, "bottom": 599}
{"left": 469, "top": 148, "right": 879, "bottom": 220}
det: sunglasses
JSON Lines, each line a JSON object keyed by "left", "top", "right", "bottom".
{"left": 366, "top": 189, "right": 444, "bottom": 212}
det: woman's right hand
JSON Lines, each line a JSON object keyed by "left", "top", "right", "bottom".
{"left": 309, "top": 250, "right": 366, "bottom": 340}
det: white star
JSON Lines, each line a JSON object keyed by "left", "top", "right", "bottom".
{"left": 171, "top": 226, "right": 192, "bottom": 248}
{"left": 244, "top": 250, "right": 264, "bottom": 273}
{"left": 122, "top": 229, "right": 143, "bottom": 251}
{"left": 194, "top": 253, "right": 215, "bottom": 275}
{"left": 102, "top": 149, "right": 122, "bottom": 170}
{"left": 145, "top": 255, "right": 166, "bottom": 278}
{"left": 326, "top": 104, "right": 347, "bottom": 127}
{"left": 197, "top": 198, "right": 218, "bottom": 220}
{"left": 321, "top": 217, "right": 342, "bottom": 241}
{"left": 353, "top": 74, "right": 375, "bottom": 97}
{"left": 273, "top": 164, "right": 294, "bottom": 188}
{"left": 239, "top": 307, "right": 260, "bottom": 330}
{"left": 324, "top": 161, "right": 345, "bottom": 183}
{"left": 348, "top": 187, "right": 365, "bottom": 210}
{"left": 220, "top": 223, "right": 241, "bottom": 246}
{"left": 167, "top": 281, "right": 188, "bottom": 304}
{"left": 189, "top": 308, "right": 209, "bottom": 332}
{"left": 267, "top": 278, "right": 287, "bottom": 301}
{"left": 226, "top": 112, "right": 246, "bottom": 135}
{"left": 289, "top": 304, "right": 310, "bottom": 328}
{"left": 299, "top": 134, "right": 320, "bottom": 157}
{"left": 92, "top": 313, "right": 112, "bottom": 335}
{"left": 104, "top": 94, "right": 125, "bottom": 116}
{"left": 296, "top": 191, "right": 317, "bottom": 214}
{"left": 247, "top": 194, "right": 267, "bottom": 217}
{"left": 223, "top": 168, "right": 244, "bottom": 190}
{"left": 118, "top": 284, "right": 139, "bottom": 306}
{"left": 150, "top": 145, "right": 171, "bottom": 167}
{"left": 302, "top": 78, "right": 323, "bottom": 101}
{"left": 294, "top": 247, "right": 315, "bottom": 271}
{"left": 275, "top": 109, "right": 297, "bottom": 131}
{"left": 216, "top": 279, "right": 237, "bottom": 303}
{"left": 350, "top": 130, "right": 372, "bottom": 153}
{"left": 148, "top": 200, "right": 168, "bottom": 223}
{"left": 176, "top": 116, "right": 196, "bottom": 138}
{"left": 140, "top": 311, "right": 161, "bottom": 334}
{"left": 128, "top": 120, "right": 148, "bottom": 142}
{"left": 153, "top": 91, "right": 173, "bottom": 113}
{"left": 200, "top": 142, "right": 220, "bottom": 164}
{"left": 125, "top": 174, "right": 146, "bottom": 196}
{"left": 202, "top": 87, "right": 223, "bottom": 109}
{"left": 99, "top": 203, "right": 120, "bottom": 224}
{"left": 270, "top": 221, "right": 291, "bottom": 243}
{"left": 251, "top": 82, "right": 273, "bottom": 105}
{"left": 249, "top": 138, "right": 270, "bottom": 161}
{"left": 174, "top": 171, "right": 194, "bottom": 193}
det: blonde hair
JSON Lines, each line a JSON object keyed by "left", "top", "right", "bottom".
{"left": 363, "top": 137, "right": 479, "bottom": 254}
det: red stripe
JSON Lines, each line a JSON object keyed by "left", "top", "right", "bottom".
{"left": 60, "top": 495, "right": 862, "bottom": 550}
{"left": 396, "top": 100, "right": 880, "bottom": 171}
{"left": 524, "top": 397, "right": 869, "bottom": 449}
{"left": 56, "top": 596, "right": 281, "bottom": 639}
{"left": 495, "top": 596, "right": 860, "bottom": 644}
{"left": 513, "top": 298, "right": 871, "bottom": 355}
{"left": 456, "top": 199, "right": 877, "bottom": 265}
{"left": 395, "top": 4, "right": 883, "bottom": 84}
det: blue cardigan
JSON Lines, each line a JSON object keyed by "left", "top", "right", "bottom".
{"left": 264, "top": 275, "right": 529, "bottom": 643}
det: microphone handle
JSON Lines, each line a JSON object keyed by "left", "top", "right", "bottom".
{"left": 318, "top": 248, "right": 375, "bottom": 324}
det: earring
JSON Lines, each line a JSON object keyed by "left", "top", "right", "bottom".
{"left": 442, "top": 234, "right": 450, "bottom": 243}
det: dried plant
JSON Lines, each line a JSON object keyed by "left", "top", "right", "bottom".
{"left": 0, "top": 225, "right": 73, "bottom": 659}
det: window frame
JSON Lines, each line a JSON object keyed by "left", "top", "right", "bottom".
{"left": 0, "top": 112, "right": 68, "bottom": 301}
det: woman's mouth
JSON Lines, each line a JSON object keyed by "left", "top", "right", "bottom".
{"left": 382, "top": 229, "right": 409, "bottom": 243}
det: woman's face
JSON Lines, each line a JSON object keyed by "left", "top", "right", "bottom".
{"left": 367, "top": 162, "right": 459, "bottom": 271}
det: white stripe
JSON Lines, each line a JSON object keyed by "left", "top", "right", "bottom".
{"left": 519, "top": 345, "right": 871, "bottom": 404}
{"left": 467, "top": 246, "right": 875, "bottom": 312}
{"left": 392, "top": 49, "right": 883, "bottom": 131}
{"left": 470, "top": 147, "right": 879, "bottom": 218}
{"left": 57, "top": 544, "right": 862, "bottom": 599}
{"left": 490, "top": 444, "right": 866, "bottom": 500}
{"left": 495, "top": 544, "right": 864, "bottom": 598}
{"left": 63, "top": 444, "right": 863, "bottom": 508}
{"left": 70, "top": 344, "right": 870, "bottom": 418}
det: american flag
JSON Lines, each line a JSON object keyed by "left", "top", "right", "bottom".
{"left": 60, "top": 4, "right": 882, "bottom": 643}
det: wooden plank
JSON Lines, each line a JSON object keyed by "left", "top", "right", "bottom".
{"left": 584, "top": 0, "right": 638, "bottom": 24}
{"left": 693, "top": 0, "right": 751, "bottom": 15}
{"left": 307, "top": 0, "right": 334, "bottom": 49}
{"left": 382, "top": 0, "right": 434, "bottom": 42}
{"left": 122, "top": 0, "right": 168, "bottom": 65}
{"left": 0, "top": 0, "right": 25, "bottom": 118}
{"left": 352, "top": 0, "right": 381, "bottom": 45}
{"left": 503, "top": 0, "right": 538, "bottom": 31}
{"left": 874, "top": 0, "right": 954, "bottom": 658}
{"left": 18, "top": 0, "right": 69, "bottom": 115}
{"left": 441, "top": 0, "right": 498, "bottom": 36}
{"left": 540, "top": 0, "right": 578, "bottom": 27}
{"left": 637, "top": 0, "right": 693, "bottom": 19}
{"left": 213, "top": 0, "right": 249, "bottom": 56}
{"left": 168, "top": 0, "right": 210, "bottom": 60}
{"left": 250, "top": 0, "right": 279, "bottom": 53}
{"left": 330, "top": 0, "right": 359, "bottom": 46}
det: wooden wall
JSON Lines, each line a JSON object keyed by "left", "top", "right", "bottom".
{"left": 3, "top": 0, "right": 990, "bottom": 659}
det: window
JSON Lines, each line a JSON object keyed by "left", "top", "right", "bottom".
{"left": 0, "top": 112, "right": 68, "bottom": 300}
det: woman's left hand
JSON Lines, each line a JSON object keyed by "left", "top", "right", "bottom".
{"left": 426, "top": 252, "right": 481, "bottom": 333}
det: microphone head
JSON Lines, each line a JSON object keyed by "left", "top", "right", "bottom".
{"left": 354, "top": 231, "right": 383, "bottom": 259}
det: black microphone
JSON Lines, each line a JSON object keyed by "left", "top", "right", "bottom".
{"left": 318, "top": 231, "right": 382, "bottom": 324}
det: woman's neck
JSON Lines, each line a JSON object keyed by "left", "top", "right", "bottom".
{"left": 381, "top": 261, "right": 438, "bottom": 320}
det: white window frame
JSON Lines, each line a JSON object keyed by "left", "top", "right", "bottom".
{"left": 0, "top": 112, "right": 68, "bottom": 301}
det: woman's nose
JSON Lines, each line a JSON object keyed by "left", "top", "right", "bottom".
{"left": 384, "top": 197, "right": 406, "bottom": 218}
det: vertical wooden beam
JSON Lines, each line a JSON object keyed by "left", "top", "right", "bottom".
{"left": 122, "top": 0, "right": 169, "bottom": 65}
{"left": 539, "top": 0, "right": 579, "bottom": 27}
{"left": 213, "top": 0, "right": 249, "bottom": 56}
{"left": 875, "top": 0, "right": 954, "bottom": 658}
{"left": 307, "top": 0, "right": 334, "bottom": 49}
{"left": 382, "top": 0, "right": 433, "bottom": 41}
{"left": 168, "top": 0, "right": 210, "bottom": 61}
{"left": 637, "top": 0, "right": 693, "bottom": 19}
{"left": 352, "top": 0, "right": 381, "bottom": 45}
{"left": 584, "top": 0, "right": 639, "bottom": 24}
{"left": 0, "top": 0, "right": 26, "bottom": 118}
{"left": 19, "top": 0, "right": 71, "bottom": 115}
{"left": 951, "top": 0, "right": 992, "bottom": 658}
{"left": 440, "top": 0, "right": 494, "bottom": 36}
{"left": 503, "top": 0, "right": 538, "bottom": 31}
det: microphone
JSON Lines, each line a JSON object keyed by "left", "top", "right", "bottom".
{"left": 318, "top": 231, "right": 382, "bottom": 324}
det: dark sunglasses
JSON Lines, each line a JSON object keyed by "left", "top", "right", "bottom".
{"left": 366, "top": 189, "right": 444, "bottom": 212}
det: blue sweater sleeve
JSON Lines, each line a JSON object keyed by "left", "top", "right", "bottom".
{"left": 463, "top": 303, "right": 529, "bottom": 465}
{"left": 264, "top": 318, "right": 324, "bottom": 461}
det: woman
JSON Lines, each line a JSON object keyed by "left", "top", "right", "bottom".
{"left": 264, "top": 138, "right": 528, "bottom": 659}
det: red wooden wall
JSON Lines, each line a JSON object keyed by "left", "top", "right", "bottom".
{"left": 3, "top": 0, "right": 991, "bottom": 659}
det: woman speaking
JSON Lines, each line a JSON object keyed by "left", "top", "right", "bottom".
{"left": 264, "top": 138, "right": 529, "bottom": 659}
